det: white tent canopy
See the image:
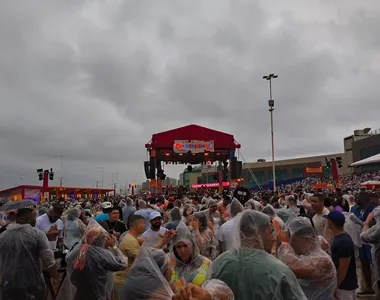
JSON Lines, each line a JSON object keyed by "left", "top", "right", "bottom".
{"left": 350, "top": 153, "right": 380, "bottom": 167}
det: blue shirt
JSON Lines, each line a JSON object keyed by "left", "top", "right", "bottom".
{"left": 95, "top": 213, "right": 109, "bottom": 222}
{"left": 331, "top": 233, "right": 358, "bottom": 291}
{"left": 122, "top": 206, "right": 136, "bottom": 227}
{"left": 350, "top": 204, "right": 375, "bottom": 221}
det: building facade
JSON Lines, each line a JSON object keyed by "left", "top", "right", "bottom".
{"left": 344, "top": 128, "right": 380, "bottom": 173}
{"left": 179, "top": 167, "right": 202, "bottom": 187}
{"left": 242, "top": 153, "right": 346, "bottom": 188}
{"left": 162, "top": 177, "right": 178, "bottom": 186}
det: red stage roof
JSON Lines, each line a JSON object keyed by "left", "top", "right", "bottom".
{"left": 148, "top": 124, "right": 240, "bottom": 150}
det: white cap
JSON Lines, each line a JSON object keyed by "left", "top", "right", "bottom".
{"left": 101, "top": 202, "right": 112, "bottom": 209}
{"left": 149, "top": 211, "right": 162, "bottom": 221}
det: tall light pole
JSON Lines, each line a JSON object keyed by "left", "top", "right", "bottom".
{"left": 54, "top": 155, "right": 63, "bottom": 187}
{"left": 263, "top": 73, "right": 278, "bottom": 193}
{"left": 97, "top": 167, "right": 104, "bottom": 188}
{"left": 115, "top": 172, "right": 118, "bottom": 191}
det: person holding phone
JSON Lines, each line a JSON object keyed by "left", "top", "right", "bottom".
{"left": 36, "top": 204, "right": 64, "bottom": 249}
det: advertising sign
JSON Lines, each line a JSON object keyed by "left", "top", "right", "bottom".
{"left": 173, "top": 140, "right": 215, "bottom": 153}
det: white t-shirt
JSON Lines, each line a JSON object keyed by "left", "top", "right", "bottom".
{"left": 141, "top": 227, "right": 167, "bottom": 247}
{"left": 141, "top": 226, "right": 167, "bottom": 239}
{"left": 35, "top": 213, "right": 64, "bottom": 250}
{"left": 219, "top": 218, "right": 236, "bottom": 251}
{"left": 312, "top": 207, "right": 331, "bottom": 242}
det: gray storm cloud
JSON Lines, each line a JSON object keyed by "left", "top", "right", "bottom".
{"left": 0, "top": 0, "right": 379, "bottom": 189}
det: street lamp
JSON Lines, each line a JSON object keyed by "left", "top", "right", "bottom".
{"left": 263, "top": 73, "right": 278, "bottom": 193}
{"left": 97, "top": 167, "right": 105, "bottom": 188}
{"left": 54, "top": 155, "right": 63, "bottom": 187}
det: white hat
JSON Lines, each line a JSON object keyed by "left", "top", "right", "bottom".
{"left": 101, "top": 202, "right": 112, "bottom": 209}
{"left": 149, "top": 211, "right": 162, "bottom": 221}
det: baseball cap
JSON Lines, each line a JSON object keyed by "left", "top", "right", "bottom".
{"left": 101, "top": 202, "right": 112, "bottom": 210}
{"left": 149, "top": 211, "right": 162, "bottom": 221}
{"left": 323, "top": 210, "right": 345, "bottom": 226}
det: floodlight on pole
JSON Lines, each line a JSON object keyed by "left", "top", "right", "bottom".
{"left": 263, "top": 73, "right": 278, "bottom": 193}
{"left": 96, "top": 167, "right": 105, "bottom": 188}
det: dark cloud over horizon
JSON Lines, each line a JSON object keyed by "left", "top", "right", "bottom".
{"left": 1, "top": 0, "right": 380, "bottom": 190}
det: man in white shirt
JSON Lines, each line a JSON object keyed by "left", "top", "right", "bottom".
{"left": 311, "top": 193, "right": 332, "bottom": 243}
{"left": 141, "top": 211, "right": 167, "bottom": 246}
{"left": 219, "top": 198, "right": 244, "bottom": 253}
{"left": 36, "top": 204, "right": 64, "bottom": 249}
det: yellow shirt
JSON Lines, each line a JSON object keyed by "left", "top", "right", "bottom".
{"left": 114, "top": 233, "right": 140, "bottom": 289}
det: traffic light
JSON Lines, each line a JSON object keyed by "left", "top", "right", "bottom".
{"left": 37, "top": 169, "right": 43, "bottom": 181}
{"left": 49, "top": 168, "right": 54, "bottom": 180}
{"left": 325, "top": 157, "right": 331, "bottom": 168}
{"left": 336, "top": 157, "right": 343, "bottom": 168}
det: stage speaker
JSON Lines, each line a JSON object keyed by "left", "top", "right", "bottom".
{"left": 187, "top": 165, "right": 193, "bottom": 172}
{"left": 230, "top": 157, "right": 237, "bottom": 179}
{"left": 149, "top": 156, "right": 156, "bottom": 179}
{"left": 237, "top": 161, "right": 242, "bottom": 178}
{"left": 144, "top": 161, "right": 150, "bottom": 179}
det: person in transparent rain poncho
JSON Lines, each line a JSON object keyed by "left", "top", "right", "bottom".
{"left": 262, "top": 204, "right": 287, "bottom": 255}
{"left": 63, "top": 208, "right": 86, "bottom": 251}
{"left": 244, "top": 198, "right": 261, "bottom": 211}
{"left": 120, "top": 246, "right": 173, "bottom": 299}
{"left": 207, "top": 199, "right": 222, "bottom": 238}
{"left": 165, "top": 207, "right": 182, "bottom": 230}
{"left": 208, "top": 210, "right": 307, "bottom": 300}
{"left": 0, "top": 208, "right": 58, "bottom": 300}
{"left": 192, "top": 211, "right": 218, "bottom": 260}
{"left": 219, "top": 198, "right": 244, "bottom": 253}
{"left": 168, "top": 221, "right": 211, "bottom": 293}
{"left": 57, "top": 219, "right": 128, "bottom": 300}
{"left": 278, "top": 217, "right": 336, "bottom": 300}
{"left": 361, "top": 206, "right": 380, "bottom": 293}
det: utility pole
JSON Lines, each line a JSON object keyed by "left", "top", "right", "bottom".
{"left": 54, "top": 155, "right": 64, "bottom": 187}
{"left": 263, "top": 73, "right": 278, "bottom": 193}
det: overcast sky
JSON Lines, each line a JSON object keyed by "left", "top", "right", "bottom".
{"left": 1, "top": 0, "right": 379, "bottom": 190}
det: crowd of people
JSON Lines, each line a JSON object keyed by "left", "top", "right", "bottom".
{"left": 0, "top": 171, "right": 380, "bottom": 299}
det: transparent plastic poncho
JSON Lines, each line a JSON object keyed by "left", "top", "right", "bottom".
{"left": 228, "top": 198, "right": 244, "bottom": 218}
{"left": 278, "top": 217, "right": 336, "bottom": 300}
{"left": 202, "top": 279, "right": 234, "bottom": 300}
{"left": 262, "top": 205, "right": 286, "bottom": 242}
{"left": 120, "top": 246, "right": 173, "bottom": 299}
{"left": 57, "top": 219, "right": 128, "bottom": 300}
{"left": 0, "top": 223, "right": 56, "bottom": 300}
{"left": 193, "top": 210, "right": 217, "bottom": 260}
{"left": 169, "top": 222, "right": 210, "bottom": 293}
{"left": 209, "top": 210, "right": 307, "bottom": 300}
{"left": 361, "top": 206, "right": 380, "bottom": 281}
{"left": 343, "top": 212, "right": 363, "bottom": 248}
{"left": 63, "top": 208, "right": 86, "bottom": 251}
{"left": 245, "top": 199, "right": 261, "bottom": 211}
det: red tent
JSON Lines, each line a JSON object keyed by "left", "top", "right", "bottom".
{"left": 146, "top": 124, "right": 240, "bottom": 150}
